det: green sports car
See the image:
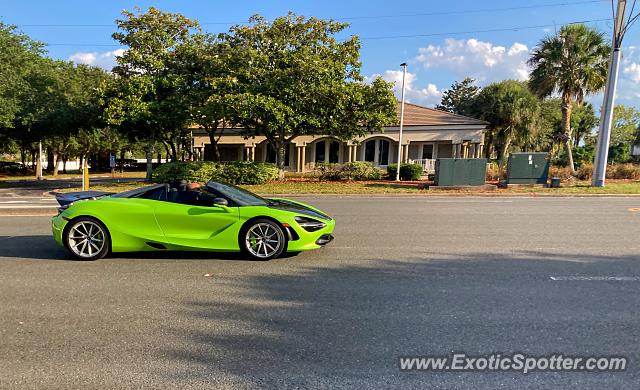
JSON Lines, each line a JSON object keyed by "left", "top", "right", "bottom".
{"left": 52, "top": 180, "right": 334, "bottom": 261}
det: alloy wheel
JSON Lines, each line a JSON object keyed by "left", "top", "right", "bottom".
{"left": 245, "top": 222, "right": 283, "bottom": 259}
{"left": 67, "top": 220, "right": 106, "bottom": 259}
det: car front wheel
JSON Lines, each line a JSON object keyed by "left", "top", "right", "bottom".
{"left": 241, "top": 219, "right": 286, "bottom": 260}
{"left": 64, "top": 217, "right": 110, "bottom": 260}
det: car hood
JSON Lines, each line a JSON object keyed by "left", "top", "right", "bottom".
{"left": 267, "top": 198, "right": 331, "bottom": 221}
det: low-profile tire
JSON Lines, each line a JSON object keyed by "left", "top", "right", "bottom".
{"left": 240, "top": 218, "right": 287, "bottom": 260}
{"left": 63, "top": 217, "right": 110, "bottom": 261}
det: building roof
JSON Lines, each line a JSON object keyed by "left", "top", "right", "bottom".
{"left": 395, "top": 102, "right": 488, "bottom": 126}
{"left": 191, "top": 101, "right": 488, "bottom": 135}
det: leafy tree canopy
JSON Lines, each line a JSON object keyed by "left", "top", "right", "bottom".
{"left": 435, "top": 77, "right": 480, "bottom": 115}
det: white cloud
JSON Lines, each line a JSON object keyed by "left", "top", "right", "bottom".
{"left": 367, "top": 70, "right": 442, "bottom": 106}
{"left": 415, "top": 38, "right": 530, "bottom": 83}
{"left": 69, "top": 49, "right": 125, "bottom": 71}
{"left": 624, "top": 63, "right": 640, "bottom": 83}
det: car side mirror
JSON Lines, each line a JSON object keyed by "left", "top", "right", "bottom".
{"left": 212, "top": 197, "right": 228, "bottom": 206}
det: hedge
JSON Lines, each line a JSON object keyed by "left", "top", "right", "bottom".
{"left": 152, "top": 161, "right": 279, "bottom": 185}
{"left": 316, "top": 162, "right": 384, "bottom": 181}
{"left": 386, "top": 163, "right": 423, "bottom": 181}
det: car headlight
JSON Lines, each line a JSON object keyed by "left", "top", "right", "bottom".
{"left": 294, "top": 216, "right": 326, "bottom": 232}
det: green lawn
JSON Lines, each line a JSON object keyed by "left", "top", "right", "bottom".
{"left": 54, "top": 179, "right": 640, "bottom": 196}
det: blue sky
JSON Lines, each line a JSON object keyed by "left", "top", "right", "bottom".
{"left": 2, "top": 0, "right": 639, "bottom": 109}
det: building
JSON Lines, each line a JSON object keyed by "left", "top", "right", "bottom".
{"left": 191, "top": 102, "right": 488, "bottom": 172}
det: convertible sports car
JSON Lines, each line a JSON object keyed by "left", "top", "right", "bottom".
{"left": 52, "top": 180, "right": 334, "bottom": 261}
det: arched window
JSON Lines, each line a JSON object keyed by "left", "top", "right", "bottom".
{"left": 315, "top": 141, "right": 326, "bottom": 163}
{"left": 315, "top": 140, "right": 341, "bottom": 164}
{"left": 364, "top": 139, "right": 390, "bottom": 166}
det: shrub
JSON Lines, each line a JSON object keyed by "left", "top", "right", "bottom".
{"left": 153, "top": 161, "right": 279, "bottom": 185}
{"left": 575, "top": 163, "right": 593, "bottom": 181}
{"left": 608, "top": 143, "right": 631, "bottom": 164}
{"left": 387, "top": 163, "right": 423, "bottom": 181}
{"left": 572, "top": 145, "right": 596, "bottom": 168}
{"left": 486, "top": 162, "right": 506, "bottom": 181}
{"left": 152, "top": 161, "right": 221, "bottom": 183}
{"left": 607, "top": 163, "right": 640, "bottom": 180}
{"left": 548, "top": 165, "right": 576, "bottom": 184}
{"left": 316, "top": 162, "right": 384, "bottom": 181}
{"left": 212, "top": 161, "right": 280, "bottom": 184}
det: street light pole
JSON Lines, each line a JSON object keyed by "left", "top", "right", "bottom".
{"left": 592, "top": 0, "right": 628, "bottom": 187}
{"left": 396, "top": 62, "right": 408, "bottom": 181}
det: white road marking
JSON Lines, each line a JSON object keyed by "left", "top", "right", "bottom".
{"left": 0, "top": 201, "right": 29, "bottom": 204}
{"left": 550, "top": 276, "right": 640, "bottom": 281}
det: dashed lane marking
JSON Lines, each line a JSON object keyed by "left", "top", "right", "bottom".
{"left": 551, "top": 276, "right": 640, "bottom": 281}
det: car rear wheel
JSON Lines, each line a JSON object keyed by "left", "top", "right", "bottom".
{"left": 241, "top": 219, "right": 286, "bottom": 260}
{"left": 64, "top": 217, "right": 110, "bottom": 261}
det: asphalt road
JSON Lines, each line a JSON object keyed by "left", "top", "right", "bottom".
{"left": 1, "top": 197, "right": 640, "bottom": 389}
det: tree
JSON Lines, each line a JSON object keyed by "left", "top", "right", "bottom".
{"left": 538, "top": 98, "right": 598, "bottom": 162}
{"left": 470, "top": 80, "right": 541, "bottom": 163}
{"left": 435, "top": 77, "right": 480, "bottom": 115}
{"left": 104, "top": 7, "right": 200, "bottom": 180}
{"left": 0, "top": 23, "right": 45, "bottom": 131}
{"left": 528, "top": 24, "right": 609, "bottom": 173}
{"left": 610, "top": 105, "right": 640, "bottom": 146}
{"left": 218, "top": 13, "right": 397, "bottom": 177}
{"left": 177, "top": 33, "right": 236, "bottom": 161}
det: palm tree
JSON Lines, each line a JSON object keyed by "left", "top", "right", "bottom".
{"left": 528, "top": 24, "right": 609, "bottom": 173}
{"left": 471, "top": 80, "right": 541, "bottom": 163}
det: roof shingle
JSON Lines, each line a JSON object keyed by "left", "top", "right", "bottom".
{"left": 395, "top": 102, "right": 488, "bottom": 126}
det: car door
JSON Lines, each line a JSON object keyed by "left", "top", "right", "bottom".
{"left": 153, "top": 193, "right": 240, "bottom": 250}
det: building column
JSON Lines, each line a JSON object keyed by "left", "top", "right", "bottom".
{"left": 347, "top": 144, "right": 353, "bottom": 163}
{"left": 296, "top": 145, "right": 307, "bottom": 172}
{"left": 402, "top": 144, "right": 409, "bottom": 163}
{"left": 469, "top": 143, "right": 476, "bottom": 159}
{"left": 453, "top": 143, "right": 461, "bottom": 158}
{"left": 250, "top": 146, "right": 256, "bottom": 162}
{"left": 477, "top": 144, "right": 484, "bottom": 158}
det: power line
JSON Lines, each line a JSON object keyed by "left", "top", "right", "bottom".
{"left": 43, "top": 18, "right": 611, "bottom": 46}
{"left": 16, "top": 0, "right": 609, "bottom": 27}
{"left": 338, "top": 0, "right": 609, "bottom": 21}
{"left": 357, "top": 18, "right": 611, "bottom": 40}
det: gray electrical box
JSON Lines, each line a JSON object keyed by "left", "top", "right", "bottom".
{"left": 506, "top": 152, "right": 549, "bottom": 184}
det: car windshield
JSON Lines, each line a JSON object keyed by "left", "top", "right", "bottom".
{"left": 206, "top": 181, "right": 268, "bottom": 206}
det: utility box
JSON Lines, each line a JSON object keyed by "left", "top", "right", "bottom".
{"left": 434, "top": 158, "right": 487, "bottom": 186}
{"left": 506, "top": 152, "right": 549, "bottom": 184}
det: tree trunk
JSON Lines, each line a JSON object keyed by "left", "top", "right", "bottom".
{"left": 207, "top": 130, "right": 221, "bottom": 161}
{"left": 53, "top": 153, "right": 61, "bottom": 176}
{"left": 62, "top": 157, "right": 68, "bottom": 174}
{"left": 276, "top": 140, "right": 286, "bottom": 180}
{"left": 145, "top": 141, "right": 154, "bottom": 182}
{"left": 20, "top": 148, "right": 26, "bottom": 173}
{"left": 120, "top": 150, "right": 125, "bottom": 173}
{"left": 46, "top": 147, "right": 55, "bottom": 173}
{"left": 500, "top": 138, "right": 512, "bottom": 166}
{"left": 561, "top": 97, "right": 575, "bottom": 174}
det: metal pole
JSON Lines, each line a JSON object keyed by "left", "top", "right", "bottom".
{"left": 396, "top": 63, "right": 407, "bottom": 181}
{"left": 82, "top": 157, "right": 86, "bottom": 191}
{"left": 592, "top": 0, "right": 627, "bottom": 187}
